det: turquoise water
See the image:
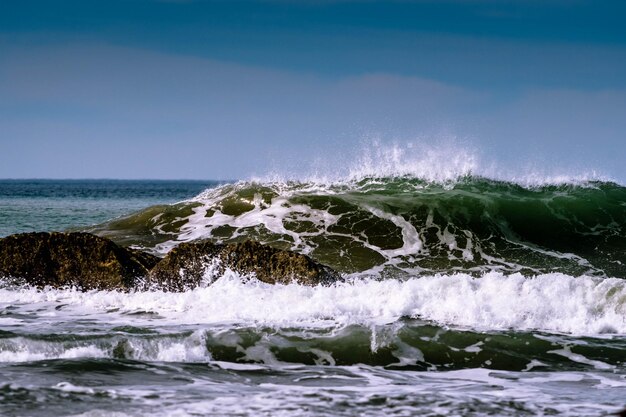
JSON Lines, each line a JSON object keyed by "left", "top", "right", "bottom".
{"left": 0, "top": 180, "right": 220, "bottom": 237}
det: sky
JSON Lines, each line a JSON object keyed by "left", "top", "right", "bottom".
{"left": 1, "top": 0, "right": 625, "bottom": 182}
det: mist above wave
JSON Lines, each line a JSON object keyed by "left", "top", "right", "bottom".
{"left": 254, "top": 140, "right": 615, "bottom": 188}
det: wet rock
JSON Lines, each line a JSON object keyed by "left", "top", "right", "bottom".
{"left": 147, "top": 240, "right": 341, "bottom": 291}
{"left": 127, "top": 247, "right": 161, "bottom": 272}
{"left": 0, "top": 233, "right": 340, "bottom": 291}
{"left": 0, "top": 232, "right": 159, "bottom": 290}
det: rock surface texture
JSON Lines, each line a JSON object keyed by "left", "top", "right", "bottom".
{"left": 147, "top": 240, "right": 341, "bottom": 291}
{"left": 0, "top": 232, "right": 158, "bottom": 290}
{"left": 0, "top": 233, "right": 340, "bottom": 291}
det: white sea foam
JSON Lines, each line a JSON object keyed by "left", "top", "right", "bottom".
{"left": 83, "top": 367, "right": 626, "bottom": 417}
{"left": 547, "top": 346, "right": 614, "bottom": 370}
{"left": 0, "top": 339, "right": 108, "bottom": 362}
{"left": 0, "top": 331, "right": 211, "bottom": 363}
{"left": 1, "top": 272, "right": 624, "bottom": 335}
{"left": 159, "top": 182, "right": 341, "bottom": 254}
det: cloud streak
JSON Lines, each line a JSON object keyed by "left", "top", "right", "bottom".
{"left": 1, "top": 43, "right": 625, "bottom": 182}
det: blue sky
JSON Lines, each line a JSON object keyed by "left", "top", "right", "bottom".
{"left": 1, "top": 0, "right": 625, "bottom": 181}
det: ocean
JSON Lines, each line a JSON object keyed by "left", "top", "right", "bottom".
{"left": 0, "top": 177, "right": 625, "bottom": 417}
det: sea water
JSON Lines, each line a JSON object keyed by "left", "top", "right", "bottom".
{"left": 0, "top": 176, "right": 625, "bottom": 416}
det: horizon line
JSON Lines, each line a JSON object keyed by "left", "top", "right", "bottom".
{"left": 0, "top": 178, "right": 236, "bottom": 182}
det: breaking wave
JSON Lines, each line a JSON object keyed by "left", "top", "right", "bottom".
{"left": 85, "top": 176, "right": 626, "bottom": 278}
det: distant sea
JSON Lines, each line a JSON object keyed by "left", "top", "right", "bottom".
{"left": 0, "top": 177, "right": 625, "bottom": 417}
{"left": 0, "top": 179, "right": 219, "bottom": 237}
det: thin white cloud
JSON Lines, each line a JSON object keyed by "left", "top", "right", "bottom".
{"left": 0, "top": 42, "right": 624, "bottom": 182}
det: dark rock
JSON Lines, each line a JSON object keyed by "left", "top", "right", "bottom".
{"left": 147, "top": 240, "right": 341, "bottom": 291}
{"left": 0, "top": 232, "right": 158, "bottom": 290}
{"left": 127, "top": 247, "right": 160, "bottom": 271}
{"left": 0, "top": 232, "right": 340, "bottom": 292}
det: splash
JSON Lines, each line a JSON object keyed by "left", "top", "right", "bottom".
{"left": 1, "top": 272, "right": 625, "bottom": 335}
{"left": 254, "top": 140, "right": 614, "bottom": 187}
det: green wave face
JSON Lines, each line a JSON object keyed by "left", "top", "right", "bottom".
{"left": 85, "top": 177, "right": 626, "bottom": 277}
{"left": 1, "top": 322, "right": 624, "bottom": 371}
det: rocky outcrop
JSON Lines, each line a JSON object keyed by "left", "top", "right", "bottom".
{"left": 0, "top": 233, "right": 340, "bottom": 291}
{"left": 146, "top": 240, "right": 341, "bottom": 291}
{"left": 0, "top": 232, "right": 158, "bottom": 290}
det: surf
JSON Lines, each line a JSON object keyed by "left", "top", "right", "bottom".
{"left": 84, "top": 176, "right": 626, "bottom": 279}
